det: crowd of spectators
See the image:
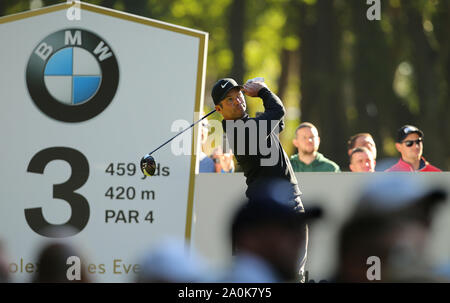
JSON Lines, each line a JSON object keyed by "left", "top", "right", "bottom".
{"left": 200, "top": 121, "right": 443, "bottom": 173}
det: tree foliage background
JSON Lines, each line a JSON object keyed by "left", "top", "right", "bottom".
{"left": 2, "top": 0, "right": 449, "bottom": 170}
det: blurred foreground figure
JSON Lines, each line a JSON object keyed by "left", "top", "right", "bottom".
{"left": 223, "top": 183, "right": 321, "bottom": 282}
{"left": 333, "top": 175, "right": 447, "bottom": 282}
{"left": 137, "top": 238, "right": 211, "bottom": 283}
{"left": 33, "top": 242, "right": 90, "bottom": 283}
{"left": 0, "top": 241, "right": 10, "bottom": 283}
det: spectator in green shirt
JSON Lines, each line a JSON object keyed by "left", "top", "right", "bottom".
{"left": 290, "top": 122, "right": 341, "bottom": 172}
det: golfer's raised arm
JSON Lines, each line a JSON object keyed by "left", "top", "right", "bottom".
{"left": 243, "top": 81, "right": 285, "bottom": 121}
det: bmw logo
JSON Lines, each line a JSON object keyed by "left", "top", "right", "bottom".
{"left": 26, "top": 29, "right": 119, "bottom": 122}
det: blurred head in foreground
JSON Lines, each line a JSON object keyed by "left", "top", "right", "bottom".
{"left": 33, "top": 242, "right": 90, "bottom": 283}
{"left": 334, "top": 175, "right": 447, "bottom": 282}
{"left": 137, "top": 238, "right": 210, "bottom": 283}
{"left": 0, "top": 241, "right": 9, "bottom": 283}
{"left": 229, "top": 192, "right": 321, "bottom": 282}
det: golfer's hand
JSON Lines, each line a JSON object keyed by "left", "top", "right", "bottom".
{"left": 243, "top": 81, "right": 268, "bottom": 97}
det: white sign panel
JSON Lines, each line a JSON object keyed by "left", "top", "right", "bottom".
{"left": 0, "top": 3, "right": 208, "bottom": 282}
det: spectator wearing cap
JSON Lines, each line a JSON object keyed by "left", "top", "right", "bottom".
{"left": 386, "top": 125, "right": 441, "bottom": 172}
{"left": 349, "top": 147, "right": 376, "bottom": 172}
{"left": 290, "top": 122, "right": 340, "bottom": 172}
{"left": 224, "top": 195, "right": 321, "bottom": 283}
{"left": 347, "top": 133, "right": 377, "bottom": 161}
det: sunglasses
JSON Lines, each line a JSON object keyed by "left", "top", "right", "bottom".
{"left": 403, "top": 138, "right": 423, "bottom": 147}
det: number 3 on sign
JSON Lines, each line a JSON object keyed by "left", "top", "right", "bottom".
{"left": 25, "top": 147, "right": 90, "bottom": 237}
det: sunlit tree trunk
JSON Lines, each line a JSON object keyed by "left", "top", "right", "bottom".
{"left": 432, "top": 0, "right": 450, "bottom": 169}
{"left": 404, "top": 1, "right": 444, "bottom": 167}
{"left": 228, "top": 0, "right": 246, "bottom": 84}
{"left": 297, "top": 0, "right": 347, "bottom": 168}
{"left": 350, "top": 0, "right": 409, "bottom": 162}
{"left": 277, "top": 48, "right": 292, "bottom": 101}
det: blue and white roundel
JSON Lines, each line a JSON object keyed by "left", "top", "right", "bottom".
{"left": 44, "top": 47, "right": 102, "bottom": 105}
{"left": 27, "top": 29, "right": 119, "bottom": 122}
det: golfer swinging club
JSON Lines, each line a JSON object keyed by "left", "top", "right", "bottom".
{"left": 212, "top": 77, "right": 308, "bottom": 282}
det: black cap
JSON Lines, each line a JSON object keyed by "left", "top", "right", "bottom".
{"left": 397, "top": 125, "right": 424, "bottom": 142}
{"left": 211, "top": 78, "right": 242, "bottom": 105}
{"left": 231, "top": 198, "right": 322, "bottom": 236}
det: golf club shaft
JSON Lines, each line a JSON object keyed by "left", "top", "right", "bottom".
{"left": 147, "top": 109, "right": 217, "bottom": 156}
